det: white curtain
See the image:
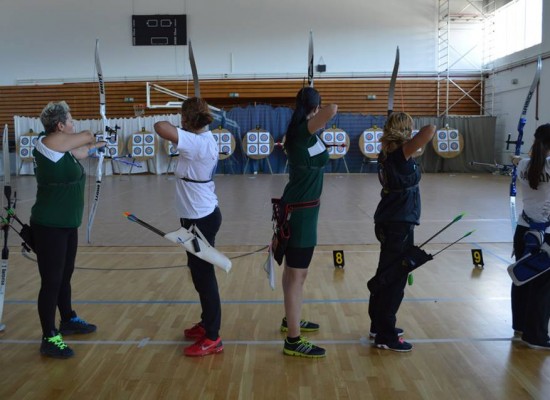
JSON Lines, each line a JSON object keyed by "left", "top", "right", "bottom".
{"left": 13, "top": 114, "right": 182, "bottom": 176}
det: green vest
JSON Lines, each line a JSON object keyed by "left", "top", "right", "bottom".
{"left": 282, "top": 122, "right": 329, "bottom": 247}
{"left": 30, "top": 146, "right": 86, "bottom": 228}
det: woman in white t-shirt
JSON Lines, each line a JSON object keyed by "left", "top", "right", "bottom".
{"left": 512, "top": 123, "right": 550, "bottom": 349}
{"left": 154, "top": 97, "right": 223, "bottom": 357}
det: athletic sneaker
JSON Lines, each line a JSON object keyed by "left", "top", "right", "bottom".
{"left": 184, "top": 322, "right": 206, "bottom": 340}
{"left": 40, "top": 332, "right": 74, "bottom": 359}
{"left": 280, "top": 317, "right": 320, "bottom": 332}
{"left": 283, "top": 336, "right": 326, "bottom": 358}
{"left": 375, "top": 337, "right": 413, "bottom": 352}
{"left": 59, "top": 314, "right": 96, "bottom": 335}
{"left": 523, "top": 339, "right": 550, "bottom": 350}
{"left": 184, "top": 337, "right": 224, "bottom": 357}
{"left": 369, "top": 328, "right": 404, "bottom": 339}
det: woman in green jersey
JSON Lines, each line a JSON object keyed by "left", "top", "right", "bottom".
{"left": 279, "top": 87, "right": 337, "bottom": 358}
{"left": 31, "top": 101, "right": 105, "bottom": 359}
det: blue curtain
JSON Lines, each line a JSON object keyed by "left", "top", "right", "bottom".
{"left": 214, "top": 104, "right": 387, "bottom": 174}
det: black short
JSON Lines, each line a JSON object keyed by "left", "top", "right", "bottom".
{"left": 285, "top": 246, "right": 314, "bottom": 269}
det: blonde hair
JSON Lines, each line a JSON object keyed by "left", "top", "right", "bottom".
{"left": 40, "top": 101, "right": 71, "bottom": 134}
{"left": 380, "top": 112, "right": 413, "bottom": 153}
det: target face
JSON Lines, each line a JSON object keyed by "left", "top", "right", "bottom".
{"left": 144, "top": 145, "right": 155, "bottom": 156}
{"left": 17, "top": 133, "right": 39, "bottom": 160}
{"left": 131, "top": 132, "right": 156, "bottom": 158}
{"left": 323, "top": 128, "right": 348, "bottom": 158}
{"left": 361, "top": 129, "right": 383, "bottom": 157}
{"left": 245, "top": 130, "right": 272, "bottom": 156}
{"left": 433, "top": 128, "right": 463, "bottom": 158}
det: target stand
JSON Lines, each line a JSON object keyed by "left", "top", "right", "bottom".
{"left": 15, "top": 130, "right": 39, "bottom": 175}
{"left": 321, "top": 126, "right": 350, "bottom": 173}
{"left": 128, "top": 128, "right": 158, "bottom": 174}
{"left": 242, "top": 127, "right": 274, "bottom": 174}
{"left": 212, "top": 127, "right": 237, "bottom": 174}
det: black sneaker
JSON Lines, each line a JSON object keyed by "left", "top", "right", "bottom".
{"left": 40, "top": 332, "right": 74, "bottom": 359}
{"left": 59, "top": 314, "right": 97, "bottom": 335}
{"left": 280, "top": 317, "right": 319, "bottom": 332}
{"left": 375, "top": 337, "right": 413, "bottom": 352}
{"left": 523, "top": 339, "right": 550, "bottom": 350}
{"left": 369, "top": 328, "right": 404, "bottom": 339}
{"left": 283, "top": 337, "right": 326, "bottom": 358}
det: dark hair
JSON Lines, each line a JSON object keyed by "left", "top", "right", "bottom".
{"left": 284, "top": 87, "right": 321, "bottom": 149}
{"left": 181, "top": 97, "right": 213, "bottom": 132}
{"left": 527, "top": 124, "right": 550, "bottom": 190}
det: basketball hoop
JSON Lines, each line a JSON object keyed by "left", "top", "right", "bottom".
{"left": 133, "top": 104, "right": 145, "bottom": 118}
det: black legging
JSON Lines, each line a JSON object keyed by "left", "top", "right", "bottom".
{"left": 31, "top": 222, "right": 78, "bottom": 337}
{"left": 181, "top": 207, "right": 222, "bottom": 341}
{"left": 368, "top": 221, "right": 414, "bottom": 344}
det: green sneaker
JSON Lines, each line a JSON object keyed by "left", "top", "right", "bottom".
{"left": 283, "top": 336, "right": 326, "bottom": 358}
{"left": 280, "top": 317, "right": 320, "bottom": 332}
{"left": 40, "top": 332, "right": 74, "bottom": 359}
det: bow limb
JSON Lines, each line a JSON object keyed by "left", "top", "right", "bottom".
{"left": 509, "top": 56, "right": 542, "bottom": 231}
{"left": 1, "top": 124, "right": 12, "bottom": 330}
{"left": 188, "top": 40, "right": 201, "bottom": 98}
{"left": 308, "top": 31, "right": 314, "bottom": 87}
{"left": 387, "top": 46, "right": 399, "bottom": 117}
{"left": 87, "top": 39, "right": 107, "bottom": 243}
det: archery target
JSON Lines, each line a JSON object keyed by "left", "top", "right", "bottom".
{"left": 129, "top": 130, "right": 157, "bottom": 159}
{"left": 95, "top": 132, "right": 122, "bottom": 158}
{"left": 360, "top": 128, "right": 383, "bottom": 159}
{"left": 432, "top": 128, "right": 464, "bottom": 159}
{"left": 132, "top": 146, "right": 143, "bottom": 157}
{"left": 144, "top": 145, "right": 155, "bottom": 156}
{"left": 144, "top": 133, "right": 155, "bottom": 145}
{"left": 437, "top": 129, "right": 448, "bottom": 141}
{"left": 322, "top": 128, "right": 349, "bottom": 159}
{"left": 212, "top": 128, "right": 236, "bottom": 160}
{"left": 245, "top": 129, "right": 272, "bottom": 157}
{"left": 17, "top": 132, "right": 39, "bottom": 160}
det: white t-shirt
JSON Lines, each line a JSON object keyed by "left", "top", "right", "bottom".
{"left": 174, "top": 127, "right": 218, "bottom": 219}
{"left": 518, "top": 156, "right": 550, "bottom": 232}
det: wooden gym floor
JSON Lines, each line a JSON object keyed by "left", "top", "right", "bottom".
{"left": 1, "top": 172, "right": 549, "bottom": 400}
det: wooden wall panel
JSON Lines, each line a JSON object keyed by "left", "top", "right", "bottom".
{"left": 0, "top": 77, "right": 482, "bottom": 137}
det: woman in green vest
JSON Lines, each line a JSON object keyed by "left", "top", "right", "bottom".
{"left": 279, "top": 87, "right": 337, "bottom": 358}
{"left": 31, "top": 101, "right": 105, "bottom": 358}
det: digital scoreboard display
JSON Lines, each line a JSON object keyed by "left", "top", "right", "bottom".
{"left": 132, "top": 15, "right": 187, "bottom": 46}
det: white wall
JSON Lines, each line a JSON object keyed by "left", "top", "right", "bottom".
{"left": 490, "top": 0, "right": 549, "bottom": 163}
{"left": 0, "top": 0, "right": 457, "bottom": 85}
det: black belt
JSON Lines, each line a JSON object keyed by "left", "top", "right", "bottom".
{"left": 522, "top": 210, "right": 550, "bottom": 231}
{"left": 181, "top": 177, "right": 212, "bottom": 184}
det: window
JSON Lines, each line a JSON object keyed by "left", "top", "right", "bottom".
{"left": 492, "top": 0, "right": 542, "bottom": 59}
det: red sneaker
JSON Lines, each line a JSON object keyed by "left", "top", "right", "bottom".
{"left": 184, "top": 323, "right": 206, "bottom": 340}
{"left": 184, "top": 337, "right": 224, "bottom": 357}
